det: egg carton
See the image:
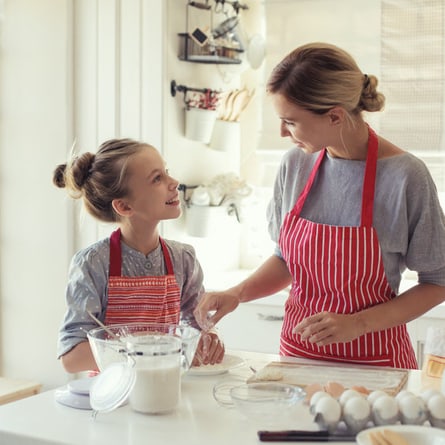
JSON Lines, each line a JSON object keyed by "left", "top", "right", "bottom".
{"left": 309, "top": 388, "right": 445, "bottom": 435}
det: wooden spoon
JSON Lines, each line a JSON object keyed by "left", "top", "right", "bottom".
{"left": 217, "top": 90, "right": 232, "bottom": 120}
{"left": 228, "top": 88, "right": 250, "bottom": 121}
{"left": 222, "top": 89, "right": 239, "bottom": 121}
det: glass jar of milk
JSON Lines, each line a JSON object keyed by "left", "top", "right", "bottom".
{"left": 126, "top": 334, "right": 182, "bottom": 414}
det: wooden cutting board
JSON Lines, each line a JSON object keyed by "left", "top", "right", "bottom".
{"left": 247, "top": 360, "right": 409, "bottom": 396}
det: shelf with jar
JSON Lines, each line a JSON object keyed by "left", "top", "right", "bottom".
{"left": 177, "top": 32, "right": 243, "bottom": 65}
{"left": 178, "top": 1, "right": 247, "bottom": 65}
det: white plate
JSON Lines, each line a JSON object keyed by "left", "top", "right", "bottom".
{"left": 357, "top": 425, "right": 445, "bottom": 445}
{"left": 188, "top": 354, "right": 244, "bottom": 376}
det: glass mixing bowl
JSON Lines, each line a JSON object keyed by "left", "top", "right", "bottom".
{"left": 87, "top": 322, "right": 201, "bottom": 373}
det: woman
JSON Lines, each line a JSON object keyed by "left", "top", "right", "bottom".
{"left": 194, "top": 43, "right": 445, "bottom": 369}
{"left": 54, "top": 138, "right": 224, "bottom": 373}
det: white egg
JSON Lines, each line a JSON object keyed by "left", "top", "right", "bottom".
{"left": 420, "top": 388, "right": 442, "bottom": 403}
{"left": 313, "top": 395, "right": 342, "bottom": 432}
{"left": 342, "top": 396, "right": 371, "bottom": 433}
{"left": 395, "top": 389, "right": 414, "bottom": 403}
{"left": 339, "top": 389, "right": 363, "bottom": 407}
{"left": 372, "top": 395, "right": 399, "bottom": 425}
{"left": 309, "top": 391, "right": 330, "bottom": 414}
{"left": 367, "top": 390, "right": 388, "bottom": 406}
{"left": 398, "top": 394, "right": 428, "bottom": 425}
{"left": 427, "top": 393, "right": 445, "bottom": 428}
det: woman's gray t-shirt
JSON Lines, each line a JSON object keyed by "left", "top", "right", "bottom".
{"left": 267, "top": 149, "right": 445, "bottom": 292}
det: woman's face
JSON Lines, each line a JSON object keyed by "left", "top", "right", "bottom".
{"left": 272, "top": 93, "right": 332, "bottom": 154}
{"left": 123, "top": 146, "right": 181, "bottom": 223}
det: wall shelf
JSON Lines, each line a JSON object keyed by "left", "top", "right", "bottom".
{"left": 178, "top": 33, "right": 243, "bottom": 65}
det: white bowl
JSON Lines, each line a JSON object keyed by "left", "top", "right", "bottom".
{"left": 357, "top": 425, "right": 445, "bottom": 445}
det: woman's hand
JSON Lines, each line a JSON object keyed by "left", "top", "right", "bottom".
{"left": 293, "top": 311, "right": 364, "bottom": 346}
{"left": 192, "top": 331, "right": 225, "bottom": 366}
{"left": 193, "top": 290, "right": 240, "bottom": 331}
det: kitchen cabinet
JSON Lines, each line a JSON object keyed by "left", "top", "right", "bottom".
{"left": 217, "top": 291, "right": 287, "bottom": 354}
{"left": 402, "top": 278, "right": 445, "bottom": 368}
{"left": 407, "top": 306, "right": 445, "bottom": 369}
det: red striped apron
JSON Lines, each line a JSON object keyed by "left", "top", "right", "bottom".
{"left": 278, "top": 127, "right": 417, "bottom": 369}
{"left": 104, "top": 229, "right": 181, "bottom": 325}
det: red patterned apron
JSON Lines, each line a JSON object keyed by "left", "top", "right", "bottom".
{"left": 278, "top": 127, "right": 417, "bottom": 369}
{"left": 104, "top": 229, "right": 181, "bottom": 325}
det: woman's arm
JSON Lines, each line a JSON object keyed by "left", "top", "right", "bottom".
{"left": 294, "top": 283, "right": 445, "bottom": 346}
{"left": 194, "top": 255, "right": 292, "bottom": 329}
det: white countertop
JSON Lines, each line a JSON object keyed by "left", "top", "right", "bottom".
{"left": 0, "top": 350, "right": 426, "bottom": 445}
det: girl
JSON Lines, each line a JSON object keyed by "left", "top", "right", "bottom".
{"left": 54, "top": 138, "right": 224, "bottom": 373}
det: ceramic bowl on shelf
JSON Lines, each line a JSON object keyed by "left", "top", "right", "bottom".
{"left": 87, "top": 322, "right": 201, "bottom": 373}
{"left": 230, "top": 382, "right": 306, "bottom": 428}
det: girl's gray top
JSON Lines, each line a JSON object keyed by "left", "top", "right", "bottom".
{"left": 57, "top": 238, "right": 204, "bottom": 358}
{"left": 267, "top": 148, "right": 445, "bottom": 292}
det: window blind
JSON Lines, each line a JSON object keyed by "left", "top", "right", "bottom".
{"left": 258, "top": 0, "right": 445, "bottom": 193}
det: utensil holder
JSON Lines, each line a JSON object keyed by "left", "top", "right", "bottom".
{"left": 185, "top": 108, "right": 217, "bottom": 143}
{"left": 186, "top": 205, "right": 230, "bottom": 238}
{"left": 210, "top": 120, "right": 240, "bottom": 152}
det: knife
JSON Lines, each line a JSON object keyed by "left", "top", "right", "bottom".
{"left": 257, "top": 430, "right": 356, "bottom": 442}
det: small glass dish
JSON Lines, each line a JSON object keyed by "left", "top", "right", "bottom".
{"left": 229, "top": 382, "right": 306, "bottom": 427}
{"left": 213, "top": 376, "right": 246, "bottom": 407}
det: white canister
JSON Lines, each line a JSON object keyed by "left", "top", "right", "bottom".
{"left": 210, "top": 119, "right": 240, "bottom": 152}
{"left": 186, "top": 204, "right": 231, "bottom": 238}
{"left": 185, "top": 108, "right": 217, "bottom": 143}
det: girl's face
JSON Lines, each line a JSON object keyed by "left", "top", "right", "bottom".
{"left": 123, "top": 146, "right": 181, "bottom": 223}
{"left": 272, "top": 94, "right": 333, "bottom": 154}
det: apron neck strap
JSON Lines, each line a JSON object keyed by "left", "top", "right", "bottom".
{"left": 292, "top": 125, "right": 379, "bottom": 227}
{"left": 109, "top": 229, "right": 174, "bottom": 276}
{"left": 159, "top": 237, "right": 174, "bottom": 275}
{"left": 109, "top": 229, "right": 122, "bottom": 276}
{"left": 360, "top": 126, "right": 378, "bottom": 227}
{"left": 293, "top": 148, "right": 326, "bottom": 216}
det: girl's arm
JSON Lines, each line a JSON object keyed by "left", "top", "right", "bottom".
{"left": 60, "top": 341, "right": 99, "bottom": 373}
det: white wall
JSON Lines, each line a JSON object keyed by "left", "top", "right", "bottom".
{"left": 0, "top": 0, "right": 167, "bottom": 390}
{"left": 163, "top": 0, "right": 266, "bottom": 277}
{"left": 72, "top": 0, "right": 166, "bottom": 247}
{"left": 0, "top": 0, "right": 256, "bottom": 390}
{"left": 0, "top": 0, "right": 73, "bottom": 388}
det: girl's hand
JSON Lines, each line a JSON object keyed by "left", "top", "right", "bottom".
{"left": 292, "top": 311, "right": 364, "bottom": 346}
{"left": 192, "top": 331, "right": 225, "bottom": 366}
